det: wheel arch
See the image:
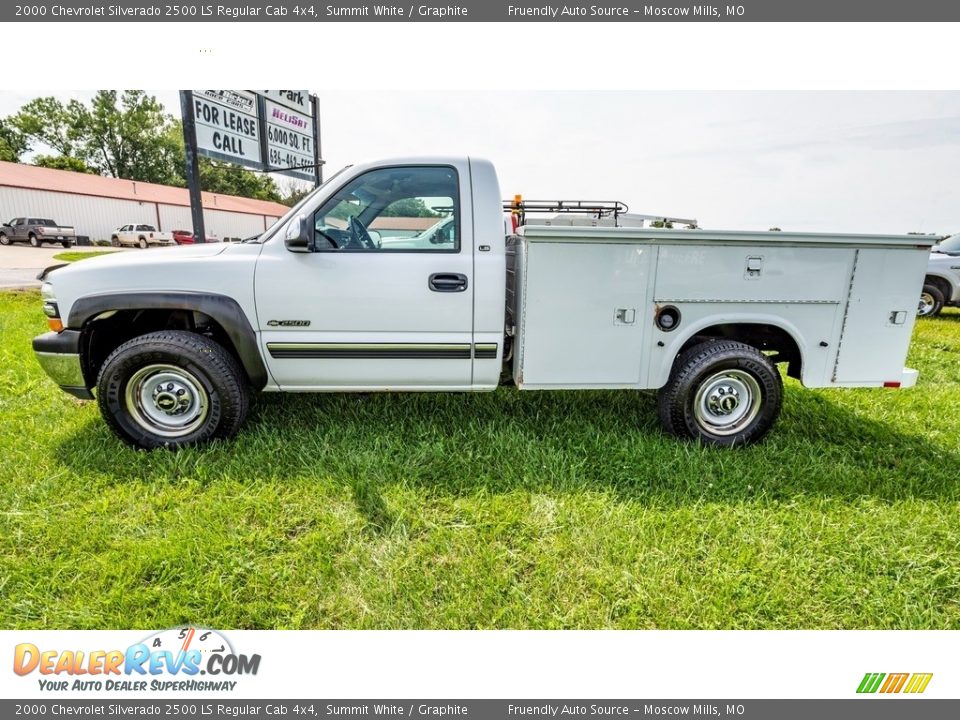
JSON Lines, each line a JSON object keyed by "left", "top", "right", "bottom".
{"left": 654, "top": 315, "right": 806, "bottom": 388}
{"left": 70, "top": 292, "right": 268, "bottom": 391}
{"left": 925, "top": 273, "right": 954, "bottom": 304}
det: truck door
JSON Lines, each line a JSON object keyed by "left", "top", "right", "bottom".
{"left": 254, "top": 163, "right": 475, "bottom": 390}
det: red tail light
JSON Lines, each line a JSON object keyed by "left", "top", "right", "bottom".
{"left": 883, "top": 381, "right": 901, "bottom": 388}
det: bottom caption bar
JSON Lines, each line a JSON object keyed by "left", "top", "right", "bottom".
{"left": 4, "top": 700, "right": 960, "bottom": 720}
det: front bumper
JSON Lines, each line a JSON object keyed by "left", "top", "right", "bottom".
{"left": 32, "top": 330, "right": 93, "bottom": 400}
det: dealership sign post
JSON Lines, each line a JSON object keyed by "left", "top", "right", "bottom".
{"left": 178, "top": 90, "right": 323, "bottom": 242}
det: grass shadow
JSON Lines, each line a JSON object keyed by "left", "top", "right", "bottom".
{"left": 55, "top": 380, "right": 960, "bottom": 510}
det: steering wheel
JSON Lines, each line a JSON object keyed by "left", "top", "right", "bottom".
{"left": 348, "top": 216, "right": 378, "bottom": 250}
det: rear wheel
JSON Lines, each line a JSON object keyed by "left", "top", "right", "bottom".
{"left": 97, "top": 330, "right": 249, "bottom": 450}
{"left": 657, "top": 339, "right": 783, "bottom": 447}
{"left": 61, "top": 241, "right": 71, "bottom": 248}
{"left": 29, "top": 234, "right": 40, "bottom": 248}
{"left": 138, "top": 237, "right": 148, "bottom": 249}
{"left": 0, "top": 233, "right": 8, "bottom": 246}
{"left": 918, "top": 284, "right": 944, "bottom": 318}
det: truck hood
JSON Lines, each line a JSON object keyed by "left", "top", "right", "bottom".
{"left": 55, "top": 243, "right": 228, "bottom": 275}
{"left": 45, "top": 242, "right": 262, "bottom": 327}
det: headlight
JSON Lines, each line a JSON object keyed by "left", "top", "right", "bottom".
{"left": 41, "top": 282, "right": 55, "bottom": 300}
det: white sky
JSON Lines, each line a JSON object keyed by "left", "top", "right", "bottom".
{"left": 1, "top": 90, "right": 957, "bottom": 235}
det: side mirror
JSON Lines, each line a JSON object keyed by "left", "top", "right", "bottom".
{"left": 284, "top": 214, "right": 312, "bottom": 252}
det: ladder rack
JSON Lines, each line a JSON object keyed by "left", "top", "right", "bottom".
{"left": 503, "top": 198, "right": 628, "bottom": 227}
{"left": 503, "top": 197, "right": 698, "bottom": 229}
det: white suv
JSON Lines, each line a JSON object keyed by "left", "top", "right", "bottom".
{"left": 919, "top": 234, "right": 960, "bottom": 317}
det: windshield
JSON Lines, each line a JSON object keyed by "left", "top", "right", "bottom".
{"left": 937, "top": 234, "right": 960, "bottom": 255}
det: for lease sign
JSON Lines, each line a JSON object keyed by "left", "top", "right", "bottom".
{"left": 192, "top": 90, "right": 262, "bottom": 168}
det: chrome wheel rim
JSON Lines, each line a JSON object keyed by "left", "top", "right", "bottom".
{"left": 693, "top": 369, "right": 762, "bottom": 436}
{"left": 918, "top": 292, "right": 935, "bottom": 316}
{"left": 124, "top": 364, "right": 208, "bottom": 438}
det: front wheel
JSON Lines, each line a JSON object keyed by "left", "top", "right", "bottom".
{"left": 111, "top": 236, "right": 120, "bottom": 247}
{"left": 97, "top": 330, "right": 249, "bottom": 449}
{"left": 917, "top": 284, "right": 944, "bottom": 318}
{"left": 657, "top": 339, "right": 783, "bottom": 447}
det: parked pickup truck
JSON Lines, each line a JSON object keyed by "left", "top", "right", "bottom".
{"left": 918, "top": 233, "right": 960, "bottom": 317}
{"left": 111, "top": 224, "right": 175, "bottom": 249}
{"left": 32, "top": 157, "right": 934, "bottom": 450}
{"left": 0, "top": 217, "right": 75, "bottom": 248}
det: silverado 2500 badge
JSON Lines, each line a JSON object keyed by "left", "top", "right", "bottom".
{"left": 266, "top": 320, "right": 311, "bottom": 327}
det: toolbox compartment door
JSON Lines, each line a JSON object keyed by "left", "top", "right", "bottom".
{"left": 832, "top": 248, "right": 927, "bottom": 384}
{"left": 519, "top": 241, "right": 652, "bottom": 387}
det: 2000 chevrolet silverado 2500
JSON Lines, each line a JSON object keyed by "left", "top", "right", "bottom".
{"left": 32, "top": 157, "right": 934, "bottom": 449}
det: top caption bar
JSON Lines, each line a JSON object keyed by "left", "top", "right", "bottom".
{"left": 6, "top": 0, "right": 960, "bottom": 22}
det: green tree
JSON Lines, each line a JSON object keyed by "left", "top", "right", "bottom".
{"left": 8, "top": 91, "right": 181, "bottom": 184}
{"left": 78, "top": 90, "right": 182, "bottom": 184}
{"left": 33, "top": 155, "right": 96, "bottom": 174}
{"left": 280, "top": 182, "right": 313, "bottom": 207}
{"left": 0, "top": 118, "right": 27, "bottom": 162}
{"left": 9, "top": 96, "right": 86, "bottom": 158}
{"left": 381, "top": 197, "right": 441, "bottom": 217}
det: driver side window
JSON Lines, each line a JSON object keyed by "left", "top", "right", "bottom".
{"left": 312, "top": 165, "right": 459, "bottom": 253}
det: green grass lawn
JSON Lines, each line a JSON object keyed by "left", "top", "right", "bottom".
{"left": 53, "top": 250, "right": 119, "bottom": 263}
{"left": 1, "top": 289, "right": 959, "bottom": 629}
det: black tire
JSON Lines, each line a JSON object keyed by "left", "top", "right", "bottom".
{"left": 111, "top": 236, "right": 120, "bottom": 247}
{"left": 0, "top": 233, "right": 8, "bottom": 246}
{"left": 918, "top": 283, "right": 944, "bottom": 318}
{"left": 29, "top": 234, "right": 40, "bottom": 248}
{"left": 97, "top": 330, "right": 249, "bottom": 450}
{"left": 657, "top": 339, "right": 783, "bottom": 447}
{"left": 62, "top": 241, "right": 71, "bottom": 249}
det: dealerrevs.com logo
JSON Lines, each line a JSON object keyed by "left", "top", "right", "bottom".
{"left": 13, "top": 627, "right": 261, "bottom": 693}
{"left": 857, "top": 672, "right": 933, "bottom": 694}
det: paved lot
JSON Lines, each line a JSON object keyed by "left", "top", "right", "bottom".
{"left": 0, "top": 244, "right": 122, "bottom": 288}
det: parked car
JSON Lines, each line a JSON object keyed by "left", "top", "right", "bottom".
{"left": 33, "top": 156, "right": 932, "bottom": 450}
{"left": 111, "top": 224, "right": 175, "bottom": 249}
{"left": 172, "top": 229, "right": 222, "bottom": 245}
{"left": 0, "top": 217, "right": 75, "bottom": 248}
{"left": 918, "top": 233, "right": 960, "bottom": 317}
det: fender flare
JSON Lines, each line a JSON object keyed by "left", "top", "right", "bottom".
{"left": 653, "top": 314, "right": 809, "bottom": 388}
{"left": 925, "top": 270, "right": 957, "bottom": 296}
{"left": 69, "top": 291, "right": 268, "bottom": 389}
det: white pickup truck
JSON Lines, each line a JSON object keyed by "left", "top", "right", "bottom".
{"left": 32, "top": 157, "right": 934, "bottom": 449}
{"left": 111, "top": 223, "right": 175, "bottom": 249}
